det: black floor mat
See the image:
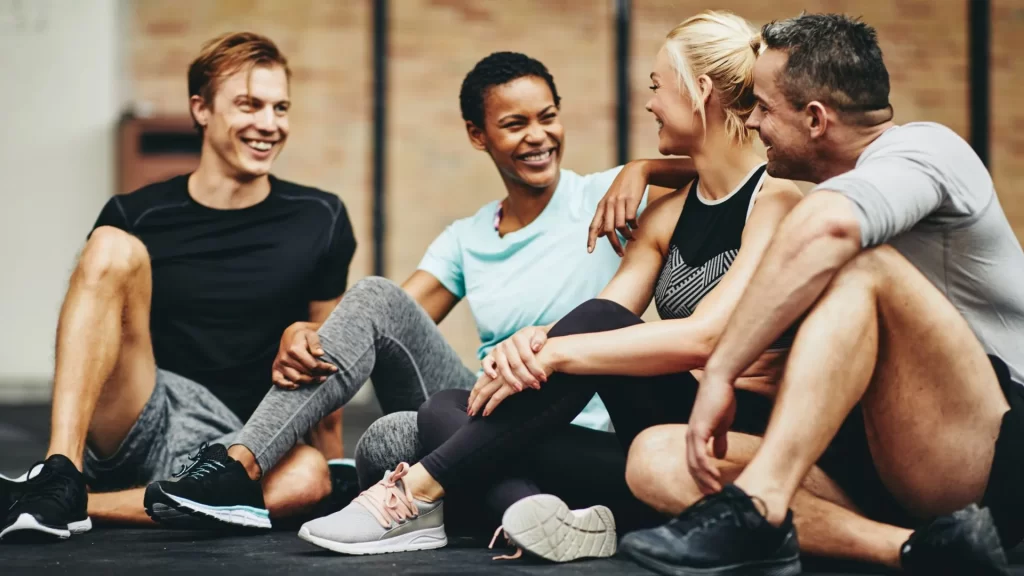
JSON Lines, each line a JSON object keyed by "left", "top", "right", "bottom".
{"left": 3, "top": 403, "right": 1024, "bottom": 575}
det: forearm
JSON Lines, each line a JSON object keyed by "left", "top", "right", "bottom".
{"left": 704, "top": 209, "right": 861, "bottom": 381}
{"left": 88, "top": 488, "right": 155, "bottom": 526}
{"left": 635, "top": 158, "right": 696, "bottom": 189}
{"left": 547, "top": 319, "right": 714, "bottom": 377}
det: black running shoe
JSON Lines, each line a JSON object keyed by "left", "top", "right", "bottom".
{"left": 144, "top": 443, "right": 270, "bottom": 529}
{"left": 900, "top": 504, "right": 1009, "bottom": 576}
{"left": 1, "top": 455, "right": 91, "bottom": 542}
{"left": 619, "top": 485, "right": 800, "bottom": 576}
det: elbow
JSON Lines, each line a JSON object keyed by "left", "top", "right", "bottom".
{"left": 784, "top": 194, "right": 862, "bottom": 271}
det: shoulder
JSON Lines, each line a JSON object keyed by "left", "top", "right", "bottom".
{"left": 634, "top": 181, "right": 690, "bottom": 241}
{"left": 755, "top": 175, "right": 803, "bottom": 205}
{"left": 114, "top": 174, "right": 191, "bottom": 220}
{"left": 271, "top": 176, "right": 347, "bottom": 218}
{"left": 436, "top": 199, "right": 502, "bottom": 242}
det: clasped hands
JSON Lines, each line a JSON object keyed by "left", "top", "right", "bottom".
{"left": 467, "top": 325, "right": 554, "bottom": 417}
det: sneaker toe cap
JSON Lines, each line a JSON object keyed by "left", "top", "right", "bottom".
{"left": 300, "top": 502, "right": 389, "bottom": 543}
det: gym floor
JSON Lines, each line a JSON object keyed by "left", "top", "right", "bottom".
{"left": 3, "top": 401, "right": 1023, "bottom": 575}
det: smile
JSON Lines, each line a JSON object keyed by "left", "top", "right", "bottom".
{"left": 241, "top": 138, "right": 276, "bottom": 152}
{"left": 517, "top": 148, "right": 555, "bottom": 162}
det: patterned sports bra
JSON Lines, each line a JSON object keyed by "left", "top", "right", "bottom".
{"left": 654, "top": 163, "right": 794, "bottom": 350}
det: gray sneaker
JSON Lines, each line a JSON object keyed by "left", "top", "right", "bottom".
{"left": 297, "top": 463, "right": 446, "bottom": 555}
{"left": 496, "top": 494, "right": 616, "bottom": 562}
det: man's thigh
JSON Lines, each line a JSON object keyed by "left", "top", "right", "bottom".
{"left": 84, "top": 369, "right": 243, "bottom": 492}
{"left": 855, "top": 247, "right": 1008, "bottom": 519}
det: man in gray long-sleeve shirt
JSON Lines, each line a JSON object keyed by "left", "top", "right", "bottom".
{"left": 619, "top": 13, "right": 1024, "bottom": 576}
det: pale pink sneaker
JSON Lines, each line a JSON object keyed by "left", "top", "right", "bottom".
{"left": 297, "top": 463, "right": 446, "bottom": 555}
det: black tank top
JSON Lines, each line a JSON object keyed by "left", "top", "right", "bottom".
{"left": 654, "top": 164, "right": 794, "bottom": 350}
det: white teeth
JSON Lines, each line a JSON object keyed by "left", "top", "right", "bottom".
{"left": 521, "top": 150, "right": 552, "bottom": 162}
{"left": 244, "top": 140, "right": 273, "bottom": 152}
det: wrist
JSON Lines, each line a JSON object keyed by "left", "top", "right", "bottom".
{"left": 704, "top": 355, "right": 739, "bottom": 384}
{"left": 543, "top": 338, "right": 570, "bottom": 373}
{"left": 630, "top": 159, "right": 652, "bottom": 179}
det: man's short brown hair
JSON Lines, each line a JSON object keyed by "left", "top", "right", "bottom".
{"left": 187, "top": 32, "right": 291, "bottom": 131}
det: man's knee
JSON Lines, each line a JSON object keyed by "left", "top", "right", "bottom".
{"left": 625, "top": 425, "right": 683, "bottom": 500}
{"left": 548, "top": 298, "right": 642, "bottom": 338}
{"left": 79, "top": 226, "right": 149, "bottom": 285}
{"left": 355, "top": 412, "right": 419, "bottom": 489}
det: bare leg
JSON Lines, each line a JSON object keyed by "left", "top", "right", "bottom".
{"left": 88, "top": 488, "right": 152, "bottom": 525}
{"left": 307, "top": 408, "right": 344, "bottom": 461}
{"left": 627, "top": 424, "right": 910, "bottom": 568}
{"left": 89, "top": 445, "right": 331, "bottom": 525}
{"left": 735, "top": 246, "right": 1008, "bottom": 524}
{"left": 48, "top": 226, "right": 157, "bottom": 468}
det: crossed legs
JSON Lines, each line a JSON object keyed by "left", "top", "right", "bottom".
{"left": 625, "top": 245, "right": 1013, "bottom": 567}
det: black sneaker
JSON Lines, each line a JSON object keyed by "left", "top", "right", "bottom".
{"left": 900, "top": 504, "right": 1009, "bottom": 575}
{"left": 0, "top": 455, "right": 91, "bottom": 542}
{"left": 619, "top": 485, "right": 800, "bottom": 576}
{"left": 144, "top": 443, "right": 270, "bottom": 529}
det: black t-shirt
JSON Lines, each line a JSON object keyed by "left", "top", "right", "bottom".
{"left": 92, "top": 174, "right": 357, "bottom": 420}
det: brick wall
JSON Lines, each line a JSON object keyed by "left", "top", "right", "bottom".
{"left": 993, "top": 0, "right": 1024, "bottom": 239}
{"left": 131, "top": 0, "right": 374, "bottom": 285}
{"left": 130, "top": 0, "right": 1019, "bottom": 366}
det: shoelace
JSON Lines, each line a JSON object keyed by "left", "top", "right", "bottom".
{"left": 12, "top": 465, "right": 68, "bottom": 507}
{"left": 172, "top": 443, "right": 225, "bottom": 481}
{"left": 352, "top": 463, "right": 419, "bottom": 528}
{"left": 488, "top": 525, "right": 523, "bottom": 561}
{"left": 672, "top": 489, "right": 769, "bottom": 533}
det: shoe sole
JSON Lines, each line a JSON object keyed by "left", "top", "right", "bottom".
{"left": 144, "top": 484, "right": 271, "bottom": 529}
{"left": 501, "top": 494, "right": 616, "bottom": 563}
{"left": 620, "top": 544, "right": 801, "bottom": 576}
{"left": 297, "top": 524, "right": 447, "bottom": 555}
{"left": 0, "top": 513, "right": 92, "bottom": 542}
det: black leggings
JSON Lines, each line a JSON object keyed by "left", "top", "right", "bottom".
{"left": 417, "top": 298, "right": 773, "bottom": 528}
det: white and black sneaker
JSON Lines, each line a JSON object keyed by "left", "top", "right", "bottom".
{"left": 1, "top": 455, "right": 92, "bottom": 542}
{"left": 144, "top": 443, "right": 270, "bottom": 529}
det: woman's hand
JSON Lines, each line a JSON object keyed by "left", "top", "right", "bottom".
{"left": 481, "top": 325, "right": 549, "bottom": 391}
{"left": 470, "top": 346, "right": 556, "bottom": 417}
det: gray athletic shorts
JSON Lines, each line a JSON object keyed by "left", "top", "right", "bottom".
{"left": 82, "top": 369, "right": 243, "bottom": 492}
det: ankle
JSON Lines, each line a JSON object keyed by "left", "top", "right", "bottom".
{"left": 45, "top": 448, "right": 83, "bottom": 473}
{"left": 226, "top": 445, "right": 262, "bottom": 481}
{"left": 733, "top": 479, "right": 789, "bottom": 527}
{"left": 404, "top": 464, "right": 445, "bottom": 503}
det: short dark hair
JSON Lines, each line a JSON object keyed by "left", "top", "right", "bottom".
{"left": 761, "top": 14, "right": 890, "bottom": 114}
{"left": 459, "top": 52, "right": 561, "bottom": 127}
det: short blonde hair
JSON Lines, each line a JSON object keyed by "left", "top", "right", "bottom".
{"left": 664, "top": 11, "right": 761, "bottom": 145}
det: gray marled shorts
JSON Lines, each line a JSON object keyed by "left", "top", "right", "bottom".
{"left": 82, "top": 369, "right": 242, "bottom": 492}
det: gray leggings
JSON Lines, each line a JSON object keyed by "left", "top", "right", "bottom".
{"left": 233, "top": 276, "right": 475, "bottom": 473}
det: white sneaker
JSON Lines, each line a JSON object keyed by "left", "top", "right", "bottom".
{"left": 496, "top": 494, "right": 616, "bottom": 562}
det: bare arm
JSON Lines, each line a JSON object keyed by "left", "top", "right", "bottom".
{"left": 402, "top": 270, "right": 460, "bottom": 324}
{"left": 589, "top": 158, "right": 697, "bottom": 255}
{"left": 702, "top": 191, "right": 861, "bottom": 382}
{"left": 596, "top": 188, "right": 686, "bottom": 316}
{"left": 548, "top": 179, "right": 805, "bottom": 377}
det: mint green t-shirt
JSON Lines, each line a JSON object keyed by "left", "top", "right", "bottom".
{"left": 417, "top": 167, "right": 648, "bottom": 430}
